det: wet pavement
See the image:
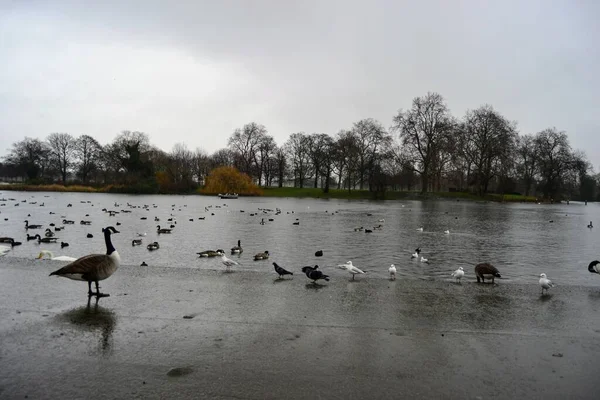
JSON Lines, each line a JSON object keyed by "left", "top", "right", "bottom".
{"left": 1, "top": 258, "right": 600, "bottom": 399}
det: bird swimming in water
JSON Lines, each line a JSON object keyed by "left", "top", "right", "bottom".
{"left": 315, "top": 250, "right": 323, "bottom": 257}
{"left": 539, "top": 273, "right": 554, "bottom": 295}
{"left": 451, "top": 267, "right": 464, "bottom": 283}
{"left": 273, "top": 262, "right": 293, "bottom": 279}
{"left": 588, "top": 260, "right": 600, "bottom": 274}
{"left": 49, "top": 226, "right": 120, "bottom": 297}
{"left": 301, "top": 265, "right": 329, "bottom": 283}
{"left": 231, "top": 240, "right": 243, "bottom": 254}
{"left": 388, "top": 264, "right": 396, "bottom": 280}
{"left": 411, "top": 248, "right": 421, "bottom": 259}
{"left": 254, "top": 251, "right": 269, "bottom": 261}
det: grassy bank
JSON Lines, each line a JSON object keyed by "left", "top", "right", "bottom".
{"left": 0, "top": 183, "right": 539, "bottom": 202}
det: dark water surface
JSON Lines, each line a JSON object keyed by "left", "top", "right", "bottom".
{"left": 1, "top": 191, "right": 599, "bottom": 285}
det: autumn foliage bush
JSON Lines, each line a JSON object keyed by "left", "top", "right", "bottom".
{"left": 200, "top": 166, "right": 263, "bottom": 196}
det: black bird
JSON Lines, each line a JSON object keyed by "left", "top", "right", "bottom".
{"left": 141, "top": 261, "right": 148, "bottom": 266}
{"left": 87, "top": 233, "right": 94, "bottom": 238}
{"left": 315, "top": 250, "right": 323, "bottom": 257}
{"left": 61, "top": 242, "right": 69, "bottom": 248}
{"left": 273, "top": 262, "right": 293, "bottom": 279}
{"left": 0, "top": 237, "right": 21, "bottom": 246}
{"left": 589, "top": 260, "right": 600, "bottom": 274}
{"left": 301, "top": 265, "right": 330, "bottom": 283}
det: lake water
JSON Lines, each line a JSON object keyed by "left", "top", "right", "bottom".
{"left": 1, "top": 191, "right": 599, "bottom": 286}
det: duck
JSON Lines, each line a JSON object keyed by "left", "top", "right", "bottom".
{"left": 36, "top": 235, "right": 58, "bottom": 244}
{"left": 156, "top": 225, "right": 172, "bottom": 234}
{"left": 364, "top": 229, "right": 373, "bottom": 233}
{"left": 451, "top": 267, "right": 464, "bottom": 283}
{"left": 132, "top": 239, "right": 142, "bottom": 246}
{"left": 37, "top": 250, "right": 77, "bottom": 262}
{"left": 474, "top": 263, "right": 501, "bottom": 283}
{"left": 80, "top": 220, "right": 91, "bottom": 225}
{"left": 388, "top": 264, "right": 396, "bottom": 280}
{"left": 539, "top": 273, "right": 555, "bottom": 295}
{"left": 24, "top": 220, "right": 42, "bottom": 229}
{"left": 337, "top": 261, "right": 365, "bottom": 280}
{"left": 61, "top": 242, "right": 69, "bottom": 248}
{"left": 254, "top": 251, "right": 269, "bottom": 261}
{"left": 315, "top": 250, "right": 323, "bottom": 257}
{"left": 86, "top": 233, "right": 94, "bottom": 238}
{"left": 44, "top": 228, "right": 55, "bottom": 238}
{"left": 62, "top": 219, "right": 75, "bottom": 224}
{"left": 231, "top": 240, "right": 243, "bottom": 254}
{"left": 49, "top": 226, "right": 120, "bottom": 297}
{"left": 147, "top": 242, "right": 160, "bottom": 251}
{"left": 588, "top": 260, "right": 599, "bottom": 274}
{"left": 411, "top": 248, "right": 421, "bottom": 259}
{"left": 197, "top": 250, "right": 223, "bottom": 257}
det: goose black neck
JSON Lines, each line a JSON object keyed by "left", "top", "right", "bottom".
{"left": 104, "top": 229, "right": 116, "bottom": 255}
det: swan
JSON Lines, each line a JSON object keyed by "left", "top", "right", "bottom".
{"left": 388, "top": 264, "right": 396, "bottom": 280}
{"left": 539, "top": 273, "right": 555, "bottom": 295}
{"left": 49, "top": 226, "right": 120, "bottom": 297}
{"left": 451, "top": 267, "right": 464, "bottom": 282}
{"left": 337, "top": 261, "right": 365, "bottom": 280}
{"left": 37, "top": 250, "right": 77, "bottom": 262}
{"left": 231, "top": 240, "right": 243, "bottom": 254}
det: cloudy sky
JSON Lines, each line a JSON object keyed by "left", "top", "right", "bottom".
{"left": 1, "top": 0, "right": 599, "bottom": 167}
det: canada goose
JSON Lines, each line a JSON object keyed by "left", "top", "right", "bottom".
{"left": 587, "top": 221, "right": 593, "bottom": 228}
{"left": 315, "top": 250, "right": 323, "bottom": 257}
{"left": 80, "top": 220, "right": 91, "bottom": 225}
{"left": 87, "top": 233, "right": 94, "bottom": 238}
{"left": 389, "top": 264, "right": 396, "bottom": 280}
{"left": 27, "top": 233, "right": 37, "bottom": 241}
{"left": 474, "top": 263, "right": 501, "bottom": 283}
{"left": 63, "top": 219, "right": 75, "bottom": 224}
{"left": 45, "top": 228, "right": 55, "bottom": 238}
{"left": 539, "top": 273, "right": 555, "bottom": 295}
{"left": 61, "top": 242, "right": 69, "bottom": 248}
{"left": 24, "top": 220, "right": 42, "bottom": 229}
{"left": 231, "top": 240, "right": 243, "bottom": 254}
{"left": 254, "top": 251, "right": 269, "bottom": 261}
{"left": 35, "top": 235, "right": 58, "bottom": 244}
{"left": 197, "top": 250, "right": 223, "bottom": 257}
{"left": 132, "top": 239, "right": 142, "bottom": 246}
{"left": 0, "top": 237, "right": 22, "bottom": 246}
{"left": 147, "top": 242, "right": 160, "bottom": 251}
{"left": 221, "top": 253, "right": 239, "bottom": 271}
{"left": 451, "top": 267, "right": 464, "bottom": 283}
{"left": 37, "top": 250, "right": 77, "bottom": 262}
{"left": 49, "top": 226, "right": 120, "bottom": 297}
{"left": 273, "top": 262, "right": 293, "bottom": 278}
{"left": 588, "top": 260, "right": 599, "bottom": 274}
{"left": 411, "top": 248, "right": 421, "bottom": 259}
{"left": 337, "top": 261, "right": 365, "bottom": 280}
{"left": 156, "top": 225, "right": 172, "bottom": 234}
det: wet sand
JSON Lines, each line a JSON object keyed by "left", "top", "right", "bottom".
{"left": 1, "top": 258, "right": 599, "bottom": 399}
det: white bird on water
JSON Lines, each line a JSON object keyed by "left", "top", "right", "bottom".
{"left": 411, "top": 248, "right": 421, "bottom": 259}
{"left": 388, "top": 264, "right": 397, "bottom": 280}
{"left": 420, "top": 256, "right": 429, "bottom": 263}
{"left": 37, "top": 250, "right": 77, "bottom": 262}
{"left": 444, "top": 230, "right": 450, "bottom": 235}
{"left": 221, "top": 254, "right": 239, "bottom": 272}
{"left": 539, "top": 273, "right": 555, "bottom": 295}
{"left": 451, "top": 267, "right": 464, "bottom": 283}
{"left": 337, "top": 261, "right": 365, "bottom": 280}
{"left": 416, "top": 227, "right": 423, "bottom": 232}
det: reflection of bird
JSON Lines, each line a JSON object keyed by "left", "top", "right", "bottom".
{"left": 49, "top": 226, "right": 120, "bottom": 297}
{"left": 37, "top": 250, "right": 77, "bottom": 262}
{"left": 388, "top": 264, "right": 396, "bottom": 280}
{"left": 474, "top": 263, "right": 501, "bottom": 283}
{"left": 539, "top": 273, "right": 555, "bottom": 295}
{"left": 337, "top": 261, "right": 365, "bottom": 280}
{"left": 588, "top": 260, "right": 599, "bottom": 274}
{"left": 273, "top": 262, "right": 293, "bottom": 278}
{"left": 254, "top": 251, "right": 269, "bottom": 261}
{"left": 451, "top": 267, "right": 464, "bottom": 283}
{"left": 221, "top": 254, "right": 239, "bottom": 271}
{"left": 411, "top": 248, "right": 421, "bottom": 259}
{"left": 231, "top": 240, "right": 243, "bottom": 254}
{"left": 301, "top": 265, "right": 329, "bottom": 283}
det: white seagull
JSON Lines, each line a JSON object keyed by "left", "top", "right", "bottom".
{"left": 411, "top": 248, "right": 421, "bottom": 259}
{"left": 337, "top": 261, "right": 365, "bottom": 280}
{"left": 416, "top": 227, "right": 423, "bottom": 232}
{"left": 388, "top": 264, "right": 396, "bottom": 280}
{"left": 444, "top": 230, "right": 450, "bottom": 235}
{"left": 420, "top": 256, "right": 429, "bottom": 263}
{"left": 451, "top": 267, "right": 464, "bottom": 283}
{"left": 539, "top": 273, "right": 555, "bottom": 295}
{"left": 221, "top": 254, "right": 239, "bottom": 272}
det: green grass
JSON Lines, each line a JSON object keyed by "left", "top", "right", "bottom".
{"left": 261, "top": 187, "right": 538, "bottom": 202}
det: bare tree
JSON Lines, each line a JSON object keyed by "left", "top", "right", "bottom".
{"left": 534, "top": 128, "right": 574, "bottom": 199}
{"left": 516, "top": 134, "right": 537, "bottom": 196}
{"left": 256, "top": 135, "right": 277, "bottom": 187}
{"left": 74, "top": 135, "right": 102, "bottom": 184}
{"left": 273, "top": 146, "right": 288, "bottom": 187}
{"left": 3, "top": 137, "right": 51, "bottom": 180}
{"left": 285, "top": 132, "right": 312, "bottom": 188}
{"left": 46, "top": 133, "right": 76, "bottom": 184}
{"left": 333, "top": 130, "right": 360, "bottom": 192}
{"left": 210, "top": 148, "right": 235, "bottom": 170}
{"left": 192, "top": 148, "right": 211, "bottom": 185}
{"left": 351, "top": 119, "right": 392, "bottom": 190}
{"left": 228, "top": 122, "right": 267, "bottom": 180}
{"left": 392, "top": 92, "right": 454, "bottom": 193}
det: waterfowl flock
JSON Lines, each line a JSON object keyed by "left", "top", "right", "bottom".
{"left": 1, "top": 194, "right": 599, "bottom": 300}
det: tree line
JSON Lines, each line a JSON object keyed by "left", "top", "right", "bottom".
{"left": 1, "top": 92, "right": 597, "bottom": 200}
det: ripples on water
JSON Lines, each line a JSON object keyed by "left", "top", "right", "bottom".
{"left": 1, "top": 191, "right": 599, "bottom": 285}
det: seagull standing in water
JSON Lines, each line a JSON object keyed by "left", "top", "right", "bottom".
{"left": 451, "top": 267, "right": 464, "bottom": 283}
{"left": 221, "top": 254, "right": 239, "bottom": 272}
{"left": 337, "top": 261, "right": 365, "bottom": 280}
{"left": 388, "top": 264, "right": 397, "bottom": 280}
{"left": 539, "top": 273, "right": 555, "bottom": 295}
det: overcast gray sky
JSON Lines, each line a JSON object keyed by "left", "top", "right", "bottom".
{"left": 1, "top": 0, "right": 599, "bottom": 168}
